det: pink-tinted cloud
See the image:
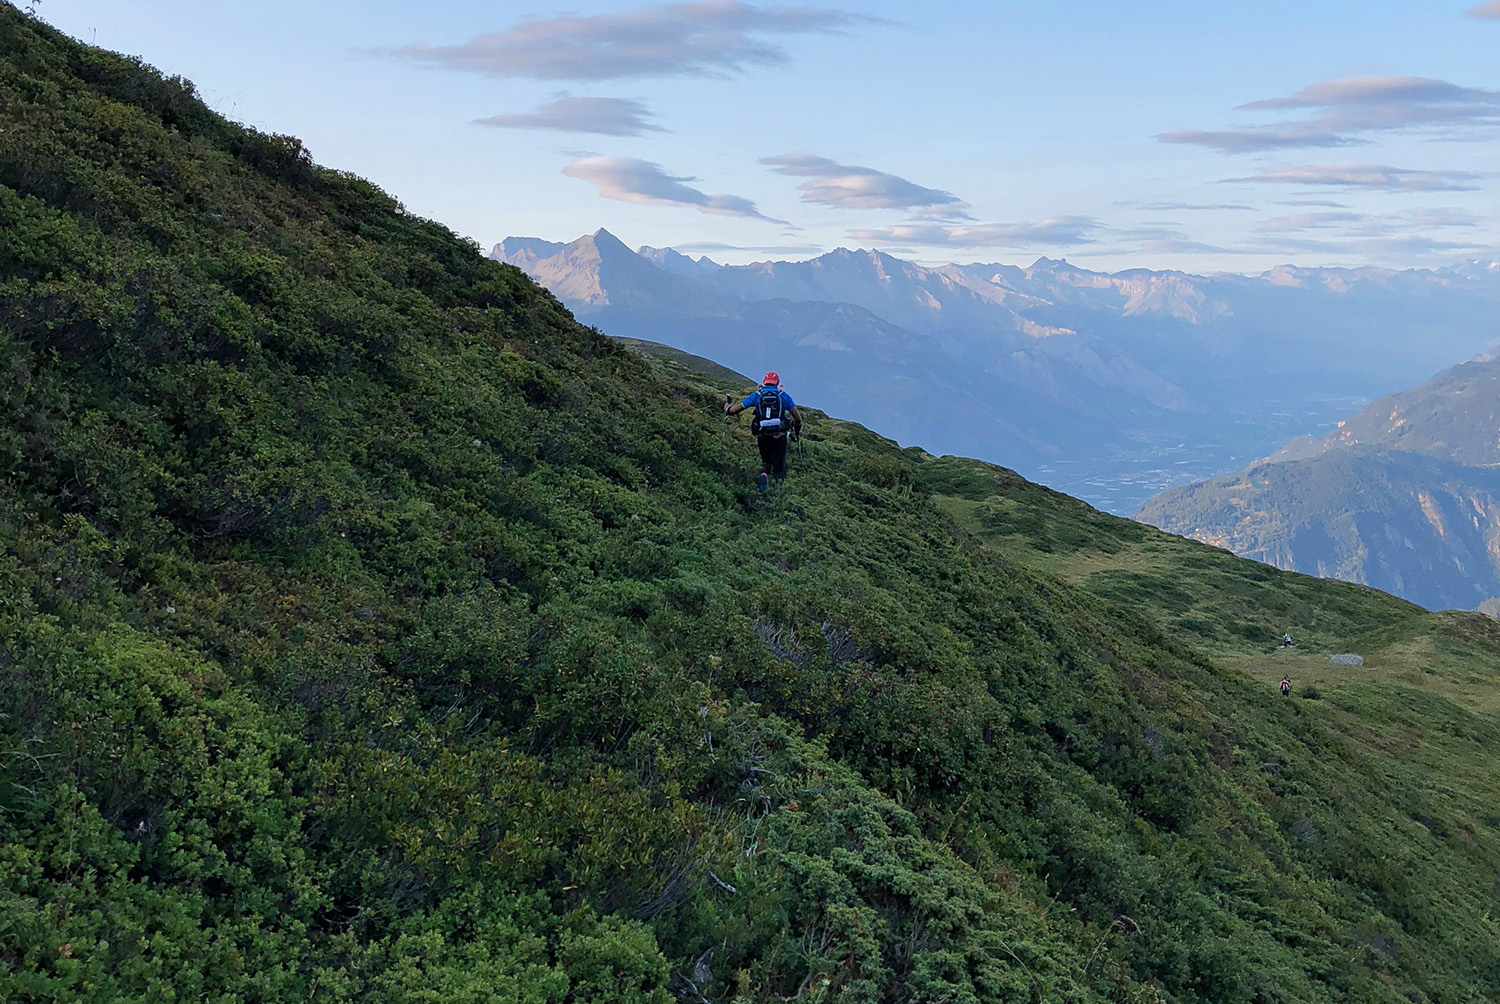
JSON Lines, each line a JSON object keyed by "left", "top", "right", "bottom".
{"left": 1162, "top": 75, "right": 1500, "bottom": 153}
{"left": 761, "top": 154, "right": 969, "bottom": 216}
{"left": 563, "top": 156, "right": 790, "bottom": 224}
{"left": 1224, "top": 163, "right": 1482, "bottom": 192}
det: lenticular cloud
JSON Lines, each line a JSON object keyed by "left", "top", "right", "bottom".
{"left": 563, "top": 156, "right": 790, "bottom": 224}
{"left": 394, "top": 1, "right": 884, "bottom": 81}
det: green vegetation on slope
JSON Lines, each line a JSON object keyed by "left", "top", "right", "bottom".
{"left": 2, "top": 7, "right": 1499, "bottom": 1003}
{"left": 612, "top": 337, "right": 750, "bottom": 385}
{"left": 925, "top": 455, "right": 1421, "bottom": 654}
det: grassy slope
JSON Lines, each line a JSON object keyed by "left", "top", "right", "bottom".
{"left": 611, "top": 337, "right": 750, "bottom": 384}
{"left": 924, "top": 456, "right": 1419, "bottom": 651}
{"left": 2, "top": 8, "right": 1498, "bottom": 1003}
{"left": 907, "top": 440, "right": 1500, "bottom": 1000}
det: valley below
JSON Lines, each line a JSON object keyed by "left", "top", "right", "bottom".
{"left": 1039, "top": 392, "right": 1370, "bottom": 512}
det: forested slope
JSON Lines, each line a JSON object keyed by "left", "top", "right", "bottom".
{"left": 1137, "top": 449, "right": 1500, "bottom": 612}
{"left": 2, "top": 7, "right": 1498, "bottom": 1002}
{"left": 1270, "top": 350, "right": 1500, "bottom": 467}
{"left": 1136, "top": 350, "right": 1500, "bottom": 612}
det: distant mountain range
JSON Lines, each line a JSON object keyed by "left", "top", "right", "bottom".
{"left": 1139, "top": 350, "right": 1500, "bottom": 611}
{"left": 494, "top": 231, "right": 1500, "bottom": 512}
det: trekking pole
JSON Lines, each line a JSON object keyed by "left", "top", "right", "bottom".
{"left": 721, "top": 394, "right": 731, "bottom": 447}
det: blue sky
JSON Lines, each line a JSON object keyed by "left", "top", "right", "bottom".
{"left": 32, "top": 0, "right": 1500, "bottom": 271}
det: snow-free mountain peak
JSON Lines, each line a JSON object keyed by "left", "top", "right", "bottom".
{"left": 492, "top": 236, "right": 567, "bottom": 270}
{"left": 636, "top": 243, "right": 723, "bottom": 279}
{"left": 493, "top": 230, "right": 733, "bottom": 318}
{"left": 1140, "top": 347, "right": 1500, "bottom": 610}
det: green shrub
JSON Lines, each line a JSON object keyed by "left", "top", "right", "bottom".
{"left": 2, "top": 8, "right": 1497, "bottom": 1002}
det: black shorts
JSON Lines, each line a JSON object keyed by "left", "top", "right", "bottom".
{"left": 757, "top": 434, "right": 788, "bottom": 479}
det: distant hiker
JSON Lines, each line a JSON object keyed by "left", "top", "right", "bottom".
{"left": 1280, "top": 675, "right": 1292, "bottom": 697}
{"left": 724, "top": 372, "right": 803, "bottom": 491}
{"left": 1282, "top": 633, "right": 1294, "bottom": 648}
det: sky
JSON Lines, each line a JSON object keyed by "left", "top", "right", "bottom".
{"left": 28, "top": 0, "right": 1500, "bottom": 271}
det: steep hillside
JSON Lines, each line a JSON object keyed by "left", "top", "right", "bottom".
{"left": 4, "top": 9, "right": 1500, "bottom": 1003}
{"left": 1140, "top": 351, "right": 1500, "bottom": 611}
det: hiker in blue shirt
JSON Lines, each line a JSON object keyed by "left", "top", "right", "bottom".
{"left": 724, "top": 372, "right": 803, "bottom": 490}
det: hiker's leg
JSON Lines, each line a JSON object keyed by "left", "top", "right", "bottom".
{"left": 769, "top": 436, "right": 788, "bottom": 480}
{"left": 757, "top": 436, "right": 777, "bottom": 476}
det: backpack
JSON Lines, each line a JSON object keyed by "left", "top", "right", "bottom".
{"left": 751, "top": 386, "right": 785, "bottom": 438}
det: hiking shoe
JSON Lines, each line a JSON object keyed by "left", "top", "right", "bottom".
{"left": 757, "top": 472, "right": 769, "bottom": 492}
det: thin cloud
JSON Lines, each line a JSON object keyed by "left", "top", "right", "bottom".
{"left": 562, "top": 155, "right": 790, "bottom": 223}
{"left": 1159, "top": 128, "right": 1359, "bottom": 154}
{"left": 1252, "top": 233, "right": 1493, "bottom": 257}
{"left": 477, "top": 96, "right": 665, "bottom": 136}
{"left": 1133, "top": 202, "right": 1258, "bottom": 212}
{"left": 1161, "top": 74, "right": 1500, "bottom": 153}
{"left": 1245, "top": 204, "right": 1492, "bottom": 257}
{"left": 1254, "top": 212, "right": 1366, "bottom": 233}
{"left": 1224, "top": 163, "right": 1483, "bottom": 192}
{"left": 760, "top": 154, "right": 969, "bottom": 216}
{"left": 1275, "top": 199, "right": 1352, "bottom": 208}
{"left": 1243, "top": 76, "right": 1500, "bottom": 133}
{"left": 391, "top": 1, "right": 885, "bottom": 81}
{"left": 1137, "top": 236, "right": 1238, "bottom": 255}
{"left": 1111, "top": 209, "right": 1495, "bottom": 259}
{"left": 1241, "top": 76, "right": 1500, "bottom": 112}
{"left": 1365, "top": 235, "right": 1494, "bottom": 253}
{"left": 1115, "top": 226, "right": 1239, "bottom": 254}
{"left": 669, "top": 240, "right": 825, "bottom": 254}
{"left": 1465, "top": 1, "right": 1500, "bottom": 18}
{"left": 1401, "top": 207, "right": 1481, "bottom": 227}
{"left": 848, "top": 217, "right": 1101, "bottom": 248}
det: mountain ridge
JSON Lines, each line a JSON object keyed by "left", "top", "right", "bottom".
{"left": 494, "top": 231, "right": 1500, "bottom": 513}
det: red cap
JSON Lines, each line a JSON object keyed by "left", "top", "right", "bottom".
{"left": 763, "top": 371, "right": 780, "bottom": 386}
